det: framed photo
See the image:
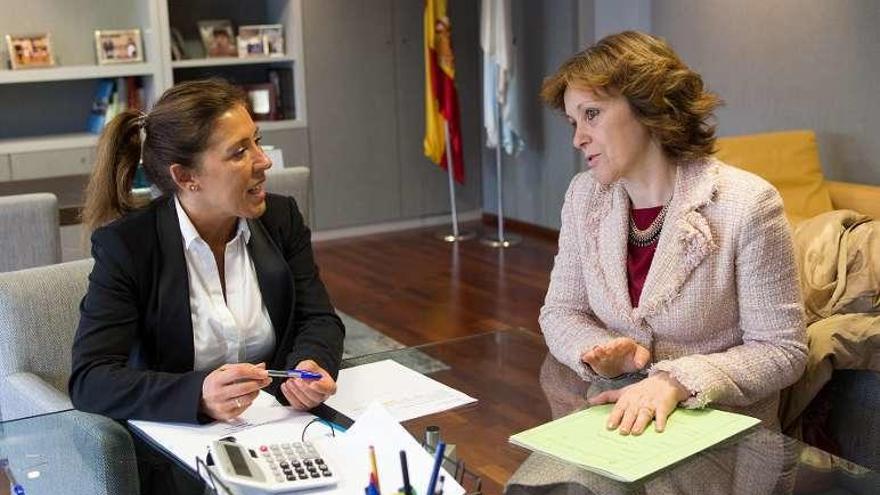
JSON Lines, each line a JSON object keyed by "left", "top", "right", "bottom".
{"left": 198, "top": 19, "right": 237, "bottom": 58}
{"left": 236, "top": 25, "right": 265, "bottom": 58}
{"left": 242, "top": 83, "right": 278, "bottom": 121}
{"left": 5, "top": 33, "right": 55, "bottom": 70}
{"left": 237, "top": 24, "right": 284, "bottom": 58}
{"left": 262, "top": 25, "right": 285, "bottom": 57}
{"left": 94, "top": 29, "right": 143, "bottom": 65}
{"left": 170, "top": 27, "right": 187, "bottom": 61}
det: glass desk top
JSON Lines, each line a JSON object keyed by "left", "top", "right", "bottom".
{"left": 2, "top": 329, "right": 878, "bottom": 495}
{"left": 342, "top": 328, "right": 880, "bottom": 495}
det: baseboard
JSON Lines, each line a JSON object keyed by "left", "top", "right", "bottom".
{"left": 313, "top": 210, "right": 483, "bottom": 242}
{"left": 481, "top": 213, "right": 559, "bottom": 243}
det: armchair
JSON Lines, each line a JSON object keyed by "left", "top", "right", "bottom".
{"left": 266, "top": 165, "right": 311, "bottom": 226}
{"left": 0, "top": 259, "right": 138, "bottom": 493}
{"left": 0, "top": 193, "right": 61, "bottom": 272}
{"left": 716, "top": 130, "right": 880, "bottom": 471}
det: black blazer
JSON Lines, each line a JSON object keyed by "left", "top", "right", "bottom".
{"left": 69, "top": 194, "right": 345, "bottom": 423}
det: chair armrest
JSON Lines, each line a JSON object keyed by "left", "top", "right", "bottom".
{"left": 827, "top": 181, "right": 880, "bottom": 219}
{"left": 65, "top": 410, "right": 140, "bottom": 494}
{"left": 1, "top": 409, "right": 139, "bottom": 495}
{"left": 0, "top": 371, "right": 72, "bottom": 421}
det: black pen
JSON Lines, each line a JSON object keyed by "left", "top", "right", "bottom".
{"left": 399, "top": 450, "right": 412, "bottom": 495}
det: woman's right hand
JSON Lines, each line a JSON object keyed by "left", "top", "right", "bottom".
{"left": 200, "top": 362, "right": 271, "bottom": 421}
{"left": 580, "top": 338, "right": 651, "bottom": 378}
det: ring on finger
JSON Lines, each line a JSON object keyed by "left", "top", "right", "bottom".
{"left": 234, "top": 398, "right": 242, "bottom": 409}
{"left": 638, "top": 406, "right": 654, "bottom": 416}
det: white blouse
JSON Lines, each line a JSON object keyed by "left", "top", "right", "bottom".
{"left": 174, "top": 196, "right": 275, "bottom": 371}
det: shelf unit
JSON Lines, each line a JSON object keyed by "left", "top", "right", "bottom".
{"left": 0, "top": 0, "right": 307, "bottom": 184}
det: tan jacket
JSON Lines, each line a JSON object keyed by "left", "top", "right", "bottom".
{"left": 540, "top": 158, "right": 808, "bottom": 426}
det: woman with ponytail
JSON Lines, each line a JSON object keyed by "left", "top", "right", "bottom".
{"left": 70, "top": 79, "right": 344, "bottom": 492}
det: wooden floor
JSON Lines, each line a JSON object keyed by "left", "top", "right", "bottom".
{"left": 313, "top": 221, "right": 558, "bottom": 346}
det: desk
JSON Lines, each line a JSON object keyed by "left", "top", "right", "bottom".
{"left": 4, "top": 329, "right": 877, "bottom": 494}
{"left": 347, "top": 329, "right": 880, "bottom": 495}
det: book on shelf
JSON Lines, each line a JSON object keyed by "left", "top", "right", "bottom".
{"left": 86, "top": 77, "right": 145, "bottom": 134}
{"left": 86, "top": 79, "right": 116, "bottom": 134}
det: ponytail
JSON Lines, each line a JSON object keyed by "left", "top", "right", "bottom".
{"left": 81, "top": 109, "right": 149, "bottom": 233}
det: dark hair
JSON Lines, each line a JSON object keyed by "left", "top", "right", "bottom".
{"left": 540, "top": 31, "right": 722, "bottom": 161}
{"left": 82, "top": 79, "right": 247, "bottom": 232}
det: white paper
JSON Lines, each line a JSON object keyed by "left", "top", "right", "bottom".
{"left": 316, "top": 402, "right": 465, "bottom": 495}
{"left": 325, "top": 359, "right": 477, "bottom": 421}
{"left": 128, "top": 391, "right": 319, "bottom": 472}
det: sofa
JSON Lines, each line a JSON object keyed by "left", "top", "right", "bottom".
{"left": 715, "top": 129, "right": 880, "bottom": 471}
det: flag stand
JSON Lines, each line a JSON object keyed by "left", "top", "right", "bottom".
{"left": 481, "top": 99, "right": 520, "bottom": 248}
{"left": 435, "top": 120, "right": 475, "bottom": 242}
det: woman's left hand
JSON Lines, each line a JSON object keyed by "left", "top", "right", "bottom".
{"left": 280, "top": 360, "right": 337, "bottom": 410}
{"left": 588, "top": 372, "right": 690, "bottom": 435}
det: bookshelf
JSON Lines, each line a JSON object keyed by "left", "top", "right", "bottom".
{"left": 0, "top": 0, "right": 306, "bottom": 183}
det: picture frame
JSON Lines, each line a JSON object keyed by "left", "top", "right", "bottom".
{"left": 262, "top": 25, "right": 285, "bottom": 57}
{"left": 5, "top": 33, "right": 55, "bottom": 70}
{"left": 237, "top": 24, "right": 284, "bottom": 58}
{"left": 94, "top": 29, "right": 143, "bottom": 65}
{"left": 198, "top": 19, "right": 237, "bottom": 58}
{"left": 236, "top": 25, "right": 265, "bottom": 58}
{"left": 242, "top": 83, "right": 278, "bottom": 121}
{"left": 170, "top": 27, "right": 187, "bottom": 61}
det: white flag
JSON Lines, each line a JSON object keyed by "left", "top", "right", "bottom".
{"left": 481, "top": 0, "right": 524, "bottom": 155}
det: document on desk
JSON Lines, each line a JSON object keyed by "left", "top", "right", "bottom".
{"left": 509, "top": 404, "right": 760, "bottom": 483}
{"left": 128, "top": 391, "right": 318, "bottom": 472}
{"left": 325, "top": 359, "right": 477, "bottom": 421}
{"left": 319, "top": 402, "right": 465, "bottom": 495}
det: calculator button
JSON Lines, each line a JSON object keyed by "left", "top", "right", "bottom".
{"left": 287, "top": 474, "right": 296, "bottom": 481}
{"left": 259, "top": 445, "right": 269, "bottom": 452}
{"left": 315, "top": 459, "right": 325, "bottom": 465}
{"left": 279, "top": 461, "right": 289, "bottom": 468}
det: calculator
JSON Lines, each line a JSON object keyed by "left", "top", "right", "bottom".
{"left": 211, "top": 438, "right": 339, "bottom": 493}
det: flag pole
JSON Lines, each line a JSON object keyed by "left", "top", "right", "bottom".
{"left": 435, "top": 120, "right": 475, "bottom": 243}
{"left": 481, "top": 97, "right": 521, "bottom": 248}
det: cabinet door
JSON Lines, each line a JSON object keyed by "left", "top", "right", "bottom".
{"left": 0, "top": 155, "right": 11, "bottom": 182}
{"left": 393, "top": 0, "right": 481, "bottom": 218}
{"left": 303, "top": 0, "right": 401, "bottom": 230}
{"left": 9, "top": 147, "right": 95, "bottom": 181}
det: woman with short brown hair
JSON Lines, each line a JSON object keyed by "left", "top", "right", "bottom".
{"left": 539, "top": 31, "right": 807, "bottom": 435}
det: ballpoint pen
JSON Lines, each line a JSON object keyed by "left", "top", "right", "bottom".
{"left": 266, "top": 369, "right": 322, "bottom": 380}
{"left": 399, "top": 450, "right": 413, "bottom": 495}
{"left": 425, "top": 441, "right": 445, "bottom": 495}
{"left": 1, "top": 459, "right": 25, "bottom": 495}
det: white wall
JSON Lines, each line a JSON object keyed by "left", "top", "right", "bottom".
{"left": 654, "top": 0, "right": 880, "bottom": 185}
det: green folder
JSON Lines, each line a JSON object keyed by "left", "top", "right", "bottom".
{"left": 509, "top": 404, "right": 760, "bottom": 483}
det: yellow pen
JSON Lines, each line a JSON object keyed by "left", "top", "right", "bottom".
{"left": 369, "top": 445, "right": 381, "bottom": 493}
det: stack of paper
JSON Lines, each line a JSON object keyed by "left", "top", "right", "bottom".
{"left": 128, "top": 391, "right": 319, "bottom": 472}
{"left": 326, "top": 359, "right": 476, "bottom": 421}
{"left": 510, "top": 405, "right": 760, "bottom": 482}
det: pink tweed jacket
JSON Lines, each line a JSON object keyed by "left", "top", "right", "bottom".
{"left": 539, "top": 158, "right": 808, "bottom": 426}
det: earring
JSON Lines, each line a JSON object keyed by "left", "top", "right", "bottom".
{"left": 189, "top": 184, "right": 199, "bottom": 192}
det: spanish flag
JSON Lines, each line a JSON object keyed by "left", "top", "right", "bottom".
{"left": 424, "top": 0, "right": 465, "bottom": 184}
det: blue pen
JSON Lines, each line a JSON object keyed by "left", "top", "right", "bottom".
{"left": 425, "top": 441, "right": 445, "bottom": 495}
{"left": 1, "top": 459, "right": 25, "bottom": 495}
{"left": 267, "top": 369, "right": 322, "bottom": 380}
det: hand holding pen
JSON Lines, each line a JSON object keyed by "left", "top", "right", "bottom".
{"left": 279, "top": 359, "right": 337, "bottom": 410}
{"left": 200, "top": 362, "right": 272, "bottom": 421}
